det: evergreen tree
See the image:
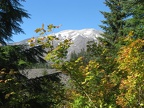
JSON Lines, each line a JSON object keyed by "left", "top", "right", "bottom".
{"left": 99, "top": 0, "right": 126, "bottom": 46}
{"left": 0, "top": 45, "right": 47, "bottom": 72}
{"left": 0, "top": 0, "right": 47, "bottom": 72}
{"left": 122, "top": 0, "right": 144, "bottom": 39}
{"left": 99, "top": 0, "right": 144, "bottom": 46}
{"left": 0, "top": 0, "right": 30, "bottom": 44}
{"left": 0, "top": 1, "right": 65, "bottom": 107}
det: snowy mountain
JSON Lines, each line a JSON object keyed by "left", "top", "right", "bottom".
{"left": 13, "top": 29, "right": 103, "bottom": 59}
{"left": 54, "top": 29, "right": 103, "bottom": 59}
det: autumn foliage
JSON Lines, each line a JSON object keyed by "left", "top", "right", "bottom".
{"left": 0, "top": 0, "right": 144, "bottom": 107}
{"left": 26, "top": 24, "right": 144, "bottom": 107}
{"left": 116, "top": 37, "right": 144, "bottom": 107}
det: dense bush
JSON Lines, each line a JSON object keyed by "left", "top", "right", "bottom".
{"left": 0, "top": 0, "right": 143, "bottom": 107}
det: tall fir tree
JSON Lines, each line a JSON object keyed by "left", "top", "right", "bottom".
{"left": 99, "top": 0, "right": 127, "bottom": 46}
{"left": 122, "top": 0, "right": 144, "bottom": 39}
{"left": 0, "top": 0, "right": 30, "bottom": 44}
{"left": 0, "top": 1, "right": 48, "bottom": 72}
{"left": 99, "top": 0, "right": 144, "bottom": 42}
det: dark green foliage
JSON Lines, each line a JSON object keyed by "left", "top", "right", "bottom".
{"left": 100, "top": 0, "right": 144, "bottom": 41}
{"left": 0, "top": 44, "right": 66, "bottom": 107}
{"left": 0, "top": 45, "right": 47, "bottom": 72}
{"left": 0, "top": 71, "right": 65, "bottom": 108}
{"left": 122, "top": 0, "right": 144, "bottom": 39}
{"left": 0, "top": 0, "right": 66, "bottom": 107}
{"left": 25, "top": 73, "right": 65, "bottom": 108}
{"left": 70, "top": 48, "right": 95, "bottom": 65}
{"left": 27, "top": 62, "right": 53, "bottom": 69}
{"left": 99, "top": 0, "right": 126, "bottom": 46}
{"left": 0, "top": 0, "right": 30, "bottom": 44}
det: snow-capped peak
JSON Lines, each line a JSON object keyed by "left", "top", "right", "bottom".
{"left": 54, "top": 28, "right": 103, "bottom": 41}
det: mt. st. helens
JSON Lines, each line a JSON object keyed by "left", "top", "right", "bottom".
{"left": 12, "top": 29, "right": 103, "bottom": 59}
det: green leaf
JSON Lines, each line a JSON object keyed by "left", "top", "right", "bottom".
{"left": 18, "top": 59, "right": 27, "bottom": 66}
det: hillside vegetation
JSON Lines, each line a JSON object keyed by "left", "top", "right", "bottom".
{"left": 0, "top": 0, "right": 144, "bottom": 108}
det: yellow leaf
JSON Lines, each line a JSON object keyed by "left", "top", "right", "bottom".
{"left": 35, "top": 28, "right": 41, "bottom": 33}
{"left": 5, "top": 93, "right": 10, "bottom": 99}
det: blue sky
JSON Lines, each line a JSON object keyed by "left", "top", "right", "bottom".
{"left": 12, "top": 0, "right": 109, "bottom": 42}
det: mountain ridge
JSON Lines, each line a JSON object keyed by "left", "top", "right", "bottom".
{"left": 12, "top": 29, "right": 103, "bottom": 59}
